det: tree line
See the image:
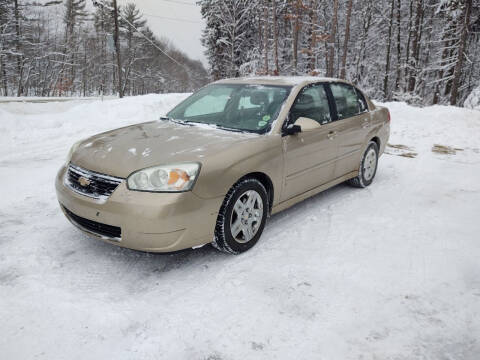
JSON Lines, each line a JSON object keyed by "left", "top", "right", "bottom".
{"left": 199, "top": 0, "right": 480, "bottom": 106}
{"left": 0, "top": 0, "right": 208, "bottom": 97}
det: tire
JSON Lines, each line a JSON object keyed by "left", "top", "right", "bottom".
{"left": 348, "top": 141, "right": 379, "bottom": 188}
{"left": 213, "top": 178, "right": 269, "bottom": 254}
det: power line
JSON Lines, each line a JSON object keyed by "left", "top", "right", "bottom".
{"left": 119, "top": 14, "right": 189, "bottom": 71}
{"left": 158, "top": 0, "right": 197, "bottom": 6}
{"left": 142, "top": 14, "right": 201, "bottom": 24}
{"left": 93, "top": 0, "right": 203, "bottom": 79}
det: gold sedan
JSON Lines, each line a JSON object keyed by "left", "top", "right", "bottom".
{"left": 56, "top": 77, "right": 390, "bottom": 254}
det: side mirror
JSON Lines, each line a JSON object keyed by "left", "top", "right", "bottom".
{"left": 283, "top": 123, "right": 302, "bottom": 136}
{"left": 294, "top": 117, "right": 321, "bottom": 132}
{"left": 282, "top": 117, "right": 320, "bottom": 136}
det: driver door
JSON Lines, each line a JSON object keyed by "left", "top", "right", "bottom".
{"left": 281, "top": 84, "right": 340, "bottom": 201}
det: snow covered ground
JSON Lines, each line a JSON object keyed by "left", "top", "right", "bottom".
{"left": 0, "top": 95, "right": 479, "bottom": 359}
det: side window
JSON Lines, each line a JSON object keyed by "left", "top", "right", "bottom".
{"left": 290, "top": 84, "right": 331, "bottom": 125}
{"left": 330, "top": 83, "right": 361, "bottom": 120}
{"left": 184, "top": 87, "right": 232, "bottom": 117}
{"left": 356, "top": 89, "right": 368, "bottom": 112}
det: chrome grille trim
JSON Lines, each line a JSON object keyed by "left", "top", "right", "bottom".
{"left": 64, "top": 163, "right": 124, "bottom": 200}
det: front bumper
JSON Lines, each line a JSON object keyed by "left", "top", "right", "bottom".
{"left": 55, "top": 165, "right": 224, "bottom": 252}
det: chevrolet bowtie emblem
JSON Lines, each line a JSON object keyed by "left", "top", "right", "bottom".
{"left": 78, "top": 176, "right": 91, "bottom": 187}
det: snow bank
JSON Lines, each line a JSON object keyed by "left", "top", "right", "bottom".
{"left": 0, "top": 96, "right": 479, "bottom": 359}
{"left": 0, "top": 94, "right": 191, "bottom": 177}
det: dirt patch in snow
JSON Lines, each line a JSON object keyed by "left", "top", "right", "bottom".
{"left": 432, "top": 144, "right": 464, "bottom": 155}
{"left": 385, "top": 143, "right": 418, "bottom": 158}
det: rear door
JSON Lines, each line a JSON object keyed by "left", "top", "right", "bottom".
{"left": 328, "top": 83, "right": 371, "bottom": 178}
{"left": 281, "top": 83, "right": 339, "bottom": 201}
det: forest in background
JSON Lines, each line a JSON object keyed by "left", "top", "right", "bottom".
{"left": 0, "top": 0, "right": 208, "bottom": 97}
{"left": 1, "top": 0, "right": 479, "bottom": 106}
{"left": 199, "top": 0, "right": 480, "bottom": 106}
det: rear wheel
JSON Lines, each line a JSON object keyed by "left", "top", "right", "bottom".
{"left": 213, "top": 178, "right": 268, "bottom": 254}
{"left": 348, "top": 141, "right": 379, "bottom": 188}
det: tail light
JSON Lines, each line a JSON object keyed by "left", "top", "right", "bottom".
{"left": 386, "top": 109, "right": 391, "bottom": 122}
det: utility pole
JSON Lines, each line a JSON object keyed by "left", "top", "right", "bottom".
{"left": 112, "top": 0, "right": 124, "bottom": 98}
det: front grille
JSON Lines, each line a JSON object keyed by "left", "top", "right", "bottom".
{"left": 65, "top": 163, "right": 123, "bottom": 200}
{"left": 63, "top": 206, "right": 121, "bottom": 239}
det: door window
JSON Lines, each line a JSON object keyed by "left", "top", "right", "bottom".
{"left": 330, "top": 83, "right": 362, "bottom": 120}
{"left": 290, "top": 84, "right": 331, "bottom": 125}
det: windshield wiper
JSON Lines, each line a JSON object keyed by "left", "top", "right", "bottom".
{"left": 162, "top": 116, "right": 194, "bottom": 126}
{"left": 163, "top": 117, "right": 258, "bottom": 133}
{"left": 214, "top": 125, "right": 246, "bottom": 133}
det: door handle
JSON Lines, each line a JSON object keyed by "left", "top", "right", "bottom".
{"left": 327, "top": 131, "right": 338, "bottom": 140}
{"left": 362, "top": 120, "right": 370, "bottom": 129}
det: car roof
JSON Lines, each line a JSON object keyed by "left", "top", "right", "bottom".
{"left": 215, "top": 76, "right": 349, "bottom": 87}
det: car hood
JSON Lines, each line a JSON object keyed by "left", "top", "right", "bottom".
{"left": 70, "top": 121, "right": 257, "bottom": 178}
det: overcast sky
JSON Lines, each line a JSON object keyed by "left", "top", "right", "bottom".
{"left": 118, "top": 0, "right": 207, "bottom": 65}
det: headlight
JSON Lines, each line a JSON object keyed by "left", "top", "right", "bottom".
{"left": 65, "top": 140, "right": 82, "bottom": 165}
{"left": 127, "top": 163, "right": 200, "bottom": 192}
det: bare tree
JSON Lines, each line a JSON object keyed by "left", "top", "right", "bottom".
{"left": 395, "top": 0, "right": 402, "bottom": 91}
{"left": 340, "top": 0, "right": 353, "bottom": 79}
{"left": 121, "top": 3, "right": 146, "bottom": 95}
{"left": 383, "top": 0, "right": 395, "bottom": 98}
{"left": 291, "top": 0, "right": 302, "bottom": 75}
{"left": 272, "top": 0, "right": 279, "bottom": 74}
{"left": 407, "top": 0, "right": 423, "bottom": 92}
{"left": 263, "top": 0, "right": 269, "bottom": 74}
{"left": 326, "top": 0, "right": 338, "bottom": 77}
{"left": 14, "top": 0, "right": 24, "bottom": 96}
{"left": 450, "top": 0, "right": 472, "bottom": 105}
{"left": 112, "top": 0, "right": 123, "bottom": 97}
{"left": 308, "top": 0, "right": 318, "bottom": 72}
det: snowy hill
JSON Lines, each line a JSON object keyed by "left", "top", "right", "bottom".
{"left": 0, "top": 95, "right": 479, "bottom": 359}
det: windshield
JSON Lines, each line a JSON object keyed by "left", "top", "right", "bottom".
{"left": 167, "top": 84, "right": 291, "bottom": 133}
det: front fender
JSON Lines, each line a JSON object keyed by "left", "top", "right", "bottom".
{"left": 192, "top": 135, "right": 283, "bottom": 205}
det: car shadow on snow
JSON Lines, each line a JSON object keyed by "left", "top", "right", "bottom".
{"left": 68, "top": 181, "right": 359, "bottom": 271}
{"left": 49, "top": 179, "right": 381, "bottom": 296}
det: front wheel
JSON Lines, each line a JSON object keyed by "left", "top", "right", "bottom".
{"left": 213, "top": 178, "right": 269, "bottom": 254}
{"left": 348, "top": 141, "right": 379, "bottom": 188}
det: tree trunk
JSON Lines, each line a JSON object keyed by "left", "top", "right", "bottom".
{"left": 308, "top": 0, "right": 318, "bottom": 72}
{"left": 450, "top": 0, "right": 472, "bottom": 105}
{"left": 113, "top": 0, "right": 124, "bottom": 98}
{"left": 340, "top": 0, "right": 353, "bottom": 79}
{"left": 0, "top": 53, "right": 7, "bottom": 96}
{"left": 272, "top": 0, "right": 279, "bottom": 74}
{"left": 419, "top": 6, "right": 434, "bottom": 100}
{"left": 82, "top": 38, "right": 87, "bottom": 97}
{"left": 395, "top": 0, "right": 401, "bottom": 91}
{"left": 433, "top": 22, "right": 453, "bottom": 104}
{"left": 14, "top": 0, "right": 24, "bottom": 97}
{"left": 292, "top": 0, "right": 300, "bottom": 75}
{"left": 263, "top": 0, "right": 269, "bottom": 74}
{"left": 354, "top": 4, "right": 371, "bottom": 82}
{"left": 327, "top": 0, "right": 338, "bottom": 77}
{"left": 443, "top": 30, "right": 456, "bottom": 96}
{"left": 404, "top": 0, "right": 414, "bottom": 87}
{"left": 383, "top": 0, "right": 395, "bottom": 99}
{"left": 407, "top": 0, "right": 423, "bottom": 92}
